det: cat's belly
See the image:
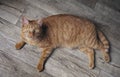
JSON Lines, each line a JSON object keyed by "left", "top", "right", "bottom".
{"left": 59, "top": 40, "right": 85, "bottom": 48}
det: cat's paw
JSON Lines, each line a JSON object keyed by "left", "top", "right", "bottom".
{"left": 104, "top": 52, "right": 110, "bottom": 63}
{"left": 89, "top": 63, "right": 94, "bottom": 69}
{"left": 37, "top": 64, "right": 44, "bottom": 72}
{"left": 15, "top": 43, "right": 22, "bottom": 50}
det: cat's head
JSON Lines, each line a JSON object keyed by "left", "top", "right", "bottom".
{"left": 21, "top": 16, "right": 43, "bottom": 41}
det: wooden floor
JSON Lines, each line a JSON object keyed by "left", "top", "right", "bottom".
{"left": 0, "top": 0, "right": 120, "bottom": 77}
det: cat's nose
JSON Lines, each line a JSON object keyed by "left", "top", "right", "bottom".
{"left": 28, "top": 32, "right": 33, "bottom": 38}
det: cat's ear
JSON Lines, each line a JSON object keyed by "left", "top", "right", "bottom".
{"left": 22, "top": 16, "right": 29, "bottom": 25}
{"left": 37, "top": 19, "right": 43, "bottom": 27}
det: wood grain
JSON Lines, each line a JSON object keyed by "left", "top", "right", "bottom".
{"left": 0, "top": 0, "right": 120, "bottom": 77}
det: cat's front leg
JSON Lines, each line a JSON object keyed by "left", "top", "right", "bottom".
{"left": 15, "top": 41, "right": 26, "bottom": 50}
{"left": 37, "top": 47, "right": 53, "bottom": 72}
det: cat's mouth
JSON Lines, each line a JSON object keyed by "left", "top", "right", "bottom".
{"left": 27, "top": 37, "right": 33, "bottom": 40}
{"left": 26, "top": 36, "right": 38, "bottom": 41}
{"left": 26, "top": 37, "right": 34, "bottom": 40}
{"left": 25, "top": 37, "right": 39, "bottom": 45}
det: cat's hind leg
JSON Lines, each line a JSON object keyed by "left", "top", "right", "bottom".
{"left": 97, "top": 42, "right": 110, "bottom": 62}
{"left": 79, "top": 47, "right": 95, "bottom": 69}
{"left": 102, "top": 50, "right": 110, "bottom": 62}
{"left": 15, "top": 41, "right": 26, "bottom": 50}
{"left": 97, "top": 31, "right": 110, "bottom": 62}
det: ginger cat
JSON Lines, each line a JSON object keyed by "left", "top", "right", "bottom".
{"left": 15, "top": 14, "right": 110, "bottom": 72}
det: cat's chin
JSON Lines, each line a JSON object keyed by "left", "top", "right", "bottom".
{"left": 26, "top": 37, "right": 36, "bottom": 40}
{"left": 28, "top": 40, "right": 39, "bottom": 46}
{"left": 26, "top": 37, "right": 33, "bottom": 41}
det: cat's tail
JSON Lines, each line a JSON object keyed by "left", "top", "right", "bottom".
{"left": 97, "top": 30, "right": 109, "bottom": 52}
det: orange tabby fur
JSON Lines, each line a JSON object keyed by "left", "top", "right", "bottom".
{"left": 15, "top": 14, "right": 110, "bottom": 71}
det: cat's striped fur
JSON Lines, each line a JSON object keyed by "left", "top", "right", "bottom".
{"left": 15, "top": 14, "right": 110, "bottom": 71}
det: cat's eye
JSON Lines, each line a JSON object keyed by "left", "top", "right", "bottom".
{"left": 32, "top": 30, "right": 35, "bottom": 33}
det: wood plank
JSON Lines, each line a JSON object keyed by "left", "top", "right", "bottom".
{"left": 95, "top": 50, "right": 120, "bottom": 77}
{"left": 99, "top": 71, "right": 114, "bottom": 77}
{"left": 26, "top": 0, "right": 68, "bottom": 14}
{"left": 94, "top": 3, "right": 120, "bottom": 26}
{"left": 0, "top": 0, "right": 25, "bottom": 12}
{"left": 98, "top": 0, "right": 120, "bottom": 12}
{"left": 75, "top": 0, "right": 98, "bottom": 8}
{"left": 0, "top": 2, "right": 22, "bottom": 17}
{"left": 0, "top": 0, "right": 120, "bottom": 77}
{"left": 0, "top": 50, "right": 53, "bottom": 77}
{"left": 46, "top": 48, "right": 100, "bottom": 77}
{"left": 0, "top": 9, "right": 19, "bottom": 24}
{"left": 0, "top": 0, "right": 26, "bottom": 24}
